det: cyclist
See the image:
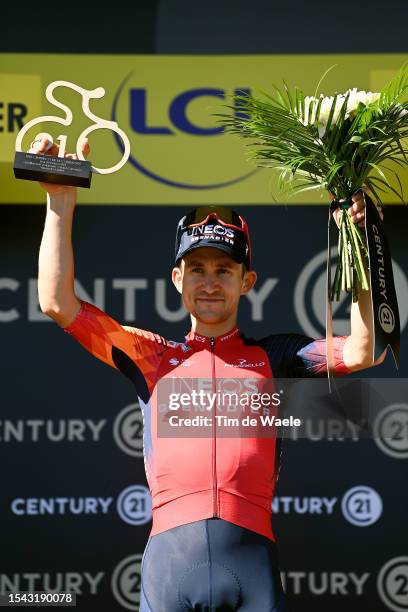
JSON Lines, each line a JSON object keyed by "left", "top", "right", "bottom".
{"left": 33, "top": 136, "right": 385, "bottom": 611}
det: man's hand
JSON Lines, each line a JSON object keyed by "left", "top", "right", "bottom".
{"left": 28, "top": 134, "right": 90, "bottom": 195}
{"left": 331, "top": 190, "right": 384, "bottom": 229}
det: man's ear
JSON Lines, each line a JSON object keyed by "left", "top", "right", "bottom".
{"left": 172, "top": 265, "right": 183, "bottom": 294}
{"left": 241, "top": 270, "right": 257, "bottom": 295}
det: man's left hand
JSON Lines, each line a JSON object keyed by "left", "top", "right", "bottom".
{"left": 332, "top": 190, "right": 384, "bottom": 229}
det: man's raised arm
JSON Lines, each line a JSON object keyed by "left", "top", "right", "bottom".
{"left": 33, "top": 136, "right": 89, "bottom": 327}
{"left": 333, "top": 191, "right": 387, "bottom": 372}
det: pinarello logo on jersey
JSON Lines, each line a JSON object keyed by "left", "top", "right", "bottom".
{"left": 220, "top": 329, "right": 240, "bottom": 342}
{"left": 224, "top": 358, "right": 265, "bottom": 368}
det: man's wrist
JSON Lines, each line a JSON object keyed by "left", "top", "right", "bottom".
{"left": 47, "top": 190, "right": 77, "bottom": 211}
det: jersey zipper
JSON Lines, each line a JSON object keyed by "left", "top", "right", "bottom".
{"left": 210, "top": 336, "right": 218, "bottom": 517}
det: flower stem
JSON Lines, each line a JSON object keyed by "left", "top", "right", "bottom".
{"left": 331, "top": 201, "right": 370, "bottom": 303}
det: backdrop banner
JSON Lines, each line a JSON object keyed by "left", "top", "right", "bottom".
{"left": 1, "top": 204, "right": 407, "bottom": 611}
{"left": 1, "top": 53, "right": 407, "bottom": 204}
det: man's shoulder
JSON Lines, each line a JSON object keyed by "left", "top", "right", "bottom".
{"left": 242, "top": 332, "right": 314, "bottom": 351}
{"left": 241, "top": 332, "right": 315, "bottom": 377}
{"left": 122, "top": 325, "right": 187, "bottom": 351}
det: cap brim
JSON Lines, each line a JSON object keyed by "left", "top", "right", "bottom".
{"left": 176, "top": 241, "right": 244, "bottom": 265}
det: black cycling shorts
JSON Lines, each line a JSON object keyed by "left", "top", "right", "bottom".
{"left": 140, "top": 518, "right": 286, "bottom": 611}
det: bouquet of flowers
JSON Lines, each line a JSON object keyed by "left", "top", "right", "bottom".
{"left": 220, "top": 67, "right": 408, "bottom": 302}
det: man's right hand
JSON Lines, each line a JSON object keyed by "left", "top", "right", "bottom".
{"left": 28, "top": 135, "right": 90, "bottom": 195}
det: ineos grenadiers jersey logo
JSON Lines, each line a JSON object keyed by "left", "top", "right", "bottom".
{"left": 294, "top": 247, "right": 408, "bottom": 337}
{"left": 111, "top": 74, "right": 257, "bottom": 189}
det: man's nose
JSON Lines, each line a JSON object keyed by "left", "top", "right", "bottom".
{"left": 201, "top": 273, "right": 220, "bottom": 292}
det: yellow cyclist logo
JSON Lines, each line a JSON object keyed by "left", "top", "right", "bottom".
{"left": 15, "top": 80, "right": 130, "bottom": 175}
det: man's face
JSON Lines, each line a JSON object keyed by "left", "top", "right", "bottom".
{"left": 172, "top": 247, "right": 257, "bottom": 325}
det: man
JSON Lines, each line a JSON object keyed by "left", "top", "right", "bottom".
{"left": 33, "top": 136, "right": 384, "bottom": 611}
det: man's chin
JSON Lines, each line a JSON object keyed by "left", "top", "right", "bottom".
{"left": 194, "top": 309, "right": 226, "bottom": 325}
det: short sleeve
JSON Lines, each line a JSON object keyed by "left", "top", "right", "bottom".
{"left": 243, "top": 333, "right": 350, "bottom": 378}
{"left": 63, "top": 300, "right": 168, "bottom": 394}
{"left": 294, "top": 336, "right": 350, "bottom": 377}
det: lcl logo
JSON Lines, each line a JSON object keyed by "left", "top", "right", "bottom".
{"left": 128, "top": 87, "right": 250, "bottom": 136}
{"left": 111, "top": 74, "right": 257, "bottom": 189}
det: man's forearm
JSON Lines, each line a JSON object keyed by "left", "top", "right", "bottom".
{"left": 343, "top": 278, "right": 387, "bottom": 369}
{"left": 38, "top": 191, "right": 80, "bottom": 322}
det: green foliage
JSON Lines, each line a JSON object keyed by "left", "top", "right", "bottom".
{"left": 218, "top": 65, "right": 408, "bottom": 203}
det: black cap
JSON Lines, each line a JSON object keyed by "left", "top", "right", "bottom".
{"left": 174, "top": 206, "right": 251, "bottom": 269}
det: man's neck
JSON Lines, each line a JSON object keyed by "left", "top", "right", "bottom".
{"left": 190, "top": 315, "right": 238, "bottom": 338}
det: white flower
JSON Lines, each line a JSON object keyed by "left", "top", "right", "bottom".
{"left": 296, "top": 87, "right": 381, "bottom": 137}
{"left": 298, "top": 94, "right": 345, "bottom": 137}
{"left": 365, "top": 91, "right": 381, "bottom": 105}
{"left": 299, "top": 95, "right": 319, "bottom": 125}
{"left": 346, "top": 88, "right": 380, "bottom": 116}
{"left": 318, "top": 95, "right": 346, "bottom": 137}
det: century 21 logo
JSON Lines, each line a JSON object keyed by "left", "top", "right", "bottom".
{"left": 112, "top": 75, "right": 256, "bottom": 190}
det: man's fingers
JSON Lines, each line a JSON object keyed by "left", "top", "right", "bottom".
{"left": 333, "top": 188, "right": 384, "bottom": 229}
{"left": 352, "top": 211, "right": 365, "bottom": 221}
{"left": 66, "top": 138, "right": 90, "bottom": 160}
{"left": 80, "top": 138, "right": 90, "bottom": 159}
{"left": 350, "top": 197, "right": 364, "bottom": 213}
{"left": 46, "top": 143, "right": 60, "bottom": 156}
{"left": 36, "top": 136, "right": 52, "bottom": 153}
{"left": 28, "top": 136, "right": 48, "bottom": 153}
{"left": 28, "top": 135, "right": 90, "bottom": 158}
{"left": 29, "top": 136, "right": 60, "bottom": 156}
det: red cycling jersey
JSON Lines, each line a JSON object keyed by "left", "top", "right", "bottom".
{"left": 64, "top": 300, "right": 349, "bottom": 541}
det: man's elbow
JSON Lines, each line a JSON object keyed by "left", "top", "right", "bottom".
{"left": 346, "top": 347, "right": 387, "bottom": 372}
{"left": 40, "top": 299, "right": 66, "bottom": 317}
{"left": 39, "top": 298, "right": 80, "bottom": 328}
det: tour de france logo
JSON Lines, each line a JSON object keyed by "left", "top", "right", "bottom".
{"left": 15, "top": 80, "right": 130, "bottom": 175}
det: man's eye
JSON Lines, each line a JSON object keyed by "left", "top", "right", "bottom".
{"left": 218, "top": 268, "right": 230, "bottom": 274}
{"left": 192, "top": 267, "right": 204, "bottom": 273}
